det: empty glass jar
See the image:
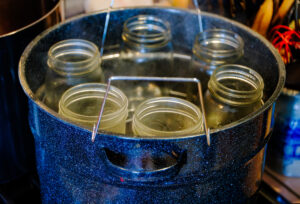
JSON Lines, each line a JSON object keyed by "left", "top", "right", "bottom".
{"left": 118, "top": 15, "right": 174, "bottom": 120}
{"left": 204, "top": 64, "right": 264, "bottom": 129}
{"left": 132, "top": 97, "right": 203, "bottom": 137}
{"left": 190, "top": 29, "right": 244, "bottom": 90}
{"left": 120, "top": 15, "right": 173, "bottom": 73}
{"left": 36, "top": 39, "right": 103, "bottom": 111}
{"left": 58, "top": 83, "right": 128, "bottom": 134}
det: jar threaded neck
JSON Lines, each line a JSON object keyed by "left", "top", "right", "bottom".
{"left": 208, "top": 64, "right": 264, "bottom": 106}
{"left": 122, "top": 15, "right": 171, "bottom": 51}
{"left": 48, "top": 39, "right": 100, "bottom": 76}
{"left": 192, "top": 29, "right": 244, "bottom": 69}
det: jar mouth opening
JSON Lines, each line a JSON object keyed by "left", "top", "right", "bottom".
{"left": 209, "top": 64, "right": 264, "bottom": 106}
{"left": 133, "top": 97, "right": 203, "bottom": 136}
{"left": 48, "top": 39, "right": 100, "bottom": 75}
{"left": 122, "top": 15, "right": 171, "bottom": 49}
{"left": 59, "top": 83, "right": 128, "bottom": 125}
{"left": 193, "top": 29, "right": 244, "bottom": 57}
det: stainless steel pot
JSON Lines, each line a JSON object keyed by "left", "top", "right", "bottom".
{"left": 19, "top": 7, "right": 285, "bottom": 203}
{"left": 0, "top": 0, "right": 63, "bottom": 183}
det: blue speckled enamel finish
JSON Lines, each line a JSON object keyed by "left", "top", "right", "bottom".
{"left": 20, "top": 8, "right": 285, "bottom": 203}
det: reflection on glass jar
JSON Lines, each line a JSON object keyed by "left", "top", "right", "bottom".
{"left": 204, "top": 64, "right": 264, "bottom": 129}
{"left": 132, "top": 97, "right": 203, "bottom": 137}
{"left": 118, "top": 15, "right": 174, "bottom": 120}
{"left": 36, "top": 39, "right": 103, "bottom": 111}
{"left": 190, "top": 29, "right": 244, "bottom": 90}
{"left": 58, "top": 83, "right": 128, "bottom": 134}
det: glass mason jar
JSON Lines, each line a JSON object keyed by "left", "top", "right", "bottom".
{"left": 120, "top": 15, "right": 173, "bottom": 72}
{"left": 58, "top": 83, "right": 128, "bottom": 134}
{"left": 132, "top": 97, "right": 203, "bottom": 137}
{"left": 204, "top": 64, "right": 264, "bottom": 129}
{"left": 190, "top": 29, "right": 244, "bottom": 90}
{"left": 118, "top": 15, "right": 174, "bottom": 120}
{"left": 36, "top": 39, "right": 103, "bottom": 111}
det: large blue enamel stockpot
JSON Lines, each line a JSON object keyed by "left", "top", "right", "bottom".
{"left": 19, "top": 7, "right": 285, "bottom": 203}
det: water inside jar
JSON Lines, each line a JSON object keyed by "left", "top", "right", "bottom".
{"left": 56, "top": 51, "right": 92, "bottom": 62}
{"left": 202, "top": 38, "right": 238, "bottom": 50}
{"left": 219, "top": 78, "right": 256, "bottom": 91}
{"left": 140, "top": 110, "right": 198, "bottom": 132}
{"left": 131, "top": 27, "right": 162, "bottom": 35}
{"left": 66, "top": 97, "right": 120, "bottom": 116}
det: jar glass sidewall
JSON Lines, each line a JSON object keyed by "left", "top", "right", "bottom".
{"left": 42, "top": 64, "right": 103, "bottom": 111}
{"left": 204, "top": 90, "right": 263, "bottom": 128}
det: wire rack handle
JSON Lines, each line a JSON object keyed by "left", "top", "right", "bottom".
{"left": 91, "top": 76, "right": 211, "bottom": 146}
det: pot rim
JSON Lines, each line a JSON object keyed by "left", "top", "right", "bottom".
{"left": 0, "top": 0, "right": 63, "bottom": 39}
{"left": 18, "top": 7, "right": 286, "bottom": 141}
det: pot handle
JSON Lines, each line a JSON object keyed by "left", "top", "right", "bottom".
{"left": 100, "top": 148, "right": 186, "bottom": 183}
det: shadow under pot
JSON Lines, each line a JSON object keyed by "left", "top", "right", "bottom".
{"left": 58, "top": 83, "right": 128, "bottom": 134}
{"left": 36, "top": 39, "right": 103, "bottom": 112}
{"left": 204, "top": 64, "right": 264, "bottom": 129}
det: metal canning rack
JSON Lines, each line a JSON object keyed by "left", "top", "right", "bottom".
{"left": 93, "top": 0, "right": 210, "bottom": 144}
{"left": 91, "top": 76, "right": 211, "bottom": 146}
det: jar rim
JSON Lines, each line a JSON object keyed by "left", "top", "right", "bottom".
{"left": 209, "top": 64, "right": 264, "bottom": 106}
{"left": 132, "top": 97, "right": 203, "bottom": 136}
{"left": 59, "top": 83, "right": 128, "bottom": 125}
{"left": 48, "top": 39, "right": 100, "bottom": 76}
{"left": 122, "top": 15, "right": 171, "bottom": 50}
